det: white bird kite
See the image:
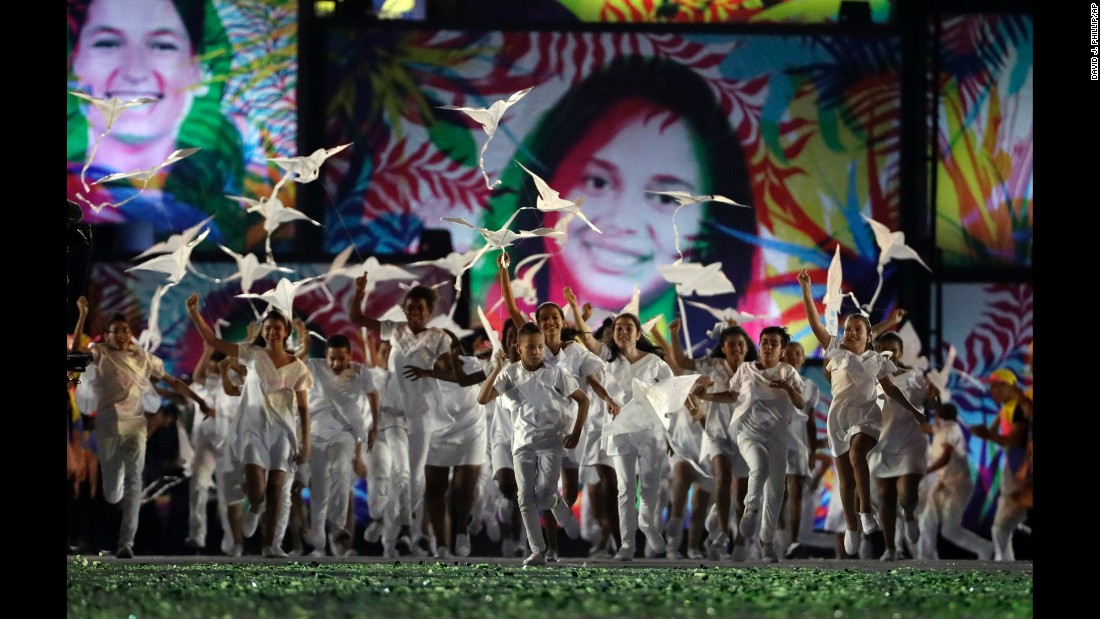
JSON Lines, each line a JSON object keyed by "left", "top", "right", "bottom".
{"left": 646, "top": 190, "right": 749, "bottom": 262}
{"left": 126, "top": 227, "right": 212, "bottom": 285}
{"left": 684, "top": 300, "right": 772, "bottom": 339}
{"left": 70, "top": 90, "right": 162, "bottom": 195}
{"left": 227, "top": 194, "right": 321, "bottom": 263}
{"left": 516, "top": 162, "right": 600, "bottom": 233}
{"left": 133, "top": 215, "right": 215, "bottom": 261}
{"left": 476, "top": 305, "right": 503, "bottom": 354}
{"left": 823, "top": 245, "right": 845, "bottom": 337}
{"left": 218, "top": 245, "right": 295, "bottom": 294}
{"left": 80, "top": 148, "right": 201, "bottom": 212}
{"left": 268, "top": 143, "right": 352, "bottom": 196}
{"left": 862, "top": 215, "right": 932, "bottom": 314}
{"left": 439, "top": 87, "right": 533, "bottom": 189}
{"left": 236, "top": 276, "right": 320, "bottom": 322}
{"left": 658, "top": 261, "right": 735, "bottom": 297}
{"left": 604, "top": 376, "right": 700, "bottom": 439}
{"left": 490, "top": 253, "right": 551, "bottom": 312}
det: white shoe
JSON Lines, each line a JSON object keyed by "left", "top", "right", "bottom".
{"left": 859, "top": 512, "right": 880, "bottom": 535}
{"left": 221, "top": 533, "right": 234, "bottom": 555}
{"left": 904, "top": 519, "right": 920, "bottom": 545}
{"left": 227, "top": 543, "right": 243, "bottom": 558}
{"left": 382, "top": 544, "right": 398, "bottom": 559}
{"left": 613, "top": 546, "right": 634, "bottom": 561}
{"left": 707, "top": 531, "right": 729, "bottom": 560}
{"left": 455, "top": 533, "right": 471, "bottom": 557}
{"left": 545, "top": 549, "right": 559, "bottom": 563}
{"left": 739, "top": 509, "right": 760, "bottom": 539}
{"left": 880, "top": 549, "right": 897, "bottom": 562}
{"left": 363, "top": 521, "right": 384, "bottom": 543}
{"left": 761, "top": 543, "right": 779, "bottom": 564}
{"left": 523, "top": 551, "right": 547, "bottom": 566}
{"left": 243, "top": 507, "right": 264, "bottom": 538}
{"left": 844, "top": 529, "right": 860, "bottom": 555}
{"left": 307, "top": 548, "right": 326, "bottom": 558}
{"left": 666, "top": 548, "right": 684, "bottom": 560}
{"left": 435, "top": 546, "right": 453, "bottom": 559}
{"left": 328, "top": 529, "right": 352, "bottom": 557}
{"left": 263, "top": 545, "right": 289, "bottom": 558}
{"left": 551, "top": 498, "right": 580, "bottom": 539}
{"left": 686, "top": 547, "right": 705, "bottom": 560}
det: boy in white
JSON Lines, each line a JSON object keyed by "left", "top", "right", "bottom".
{"left": 779, "top": 341, "right": 820, "bottom": 560}
{"left": 477, "top": 323, "right": 589, "bottom": 566}
{"left": 919, "top": 402, "right": 994, "bottom": 560}
{"left": 303, "top": 334, "right": 378, "bottom": 557}
{"left": 71, "top": 297, "right": 213, "bottom": 559}
{"left": 184, "top": 345, "right": 230, "bottom": 552}
{"left": 695, "top": 325, "right": 804, "bottom": 563}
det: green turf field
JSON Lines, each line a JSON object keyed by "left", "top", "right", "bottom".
{"left": 67, "top": 557, "right": 1032, "bottom": 618}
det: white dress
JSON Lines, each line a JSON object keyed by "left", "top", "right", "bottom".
{"left": 228, "top": 343, "right": 314, "bottom": 469}
{"left": 822, "top": 336, "right": 896, "bottom": 457}
{"left": 426, "top": 355, "right": 488, "bottom": 467}
{"left": 600, "top": 351, "right": 673, "bottom": 457}
{"left": 694, "top": 357, "right": 749, "bottom": 477}
{"left": 868, "top": 367, "right": 929, "bottom": 477}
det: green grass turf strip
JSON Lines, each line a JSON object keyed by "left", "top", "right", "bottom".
{"left": 67, "top": 558, "right": 1032, "bottom": 619}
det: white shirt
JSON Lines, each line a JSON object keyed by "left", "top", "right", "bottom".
{"left": 305, "top": 359, "right": 375, "bottom": 444}
{"left": 88, "top": 344, "right": 167, "bottom": 436}
{"left": 492, "top": 362, "right": 580, "bottom": 452}
{"left": 728, "top": 361, "right": 804, "bottom": 443}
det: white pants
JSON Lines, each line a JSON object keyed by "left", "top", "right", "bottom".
{"left": 513, "top": 443, "right": 565, "bottom": 554}
{"left": 406, "top": 416, "right": 433, "bottom": 521}
{"left": 737, "top": 433, "right": 788, "bottom": 545}
{"left": 306, "top": 435, "right": 355, "bottom": 548}
{"left": 97, "top": 431, "right": 146, "bottom": 548}
{"left": 367, "top": 429, "right": 391, "bottom": 528}
{"left": 188, "top": 418, "right": 224, "bottom": 545}
{"left": 918, "top": 481, "right": 993, "bottom": 560}
{"left": 991, "top": 477, "right": 1028, "bottom": 561}
{"left": 611, "top": 441, "right": 665, "bottom": 553}
{"left": 378, "top": 426, "right": 412, "bottom": 544}
{"left": 272, "top": 461, "right": 299, "bottom": 546}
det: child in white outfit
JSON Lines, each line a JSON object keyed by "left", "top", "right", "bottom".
{"left": 478, "top": 322, "right": 589, "bottom": 566}
{"left": 797, "top": 270, "right": 926, "bottom": 557}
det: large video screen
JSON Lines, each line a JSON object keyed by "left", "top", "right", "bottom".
{"left": 934, "top": 14, "right": 1033, "bottom": 269}
{"left": 66, "top": 0, "right": 298, "bottom": 256}
{"left": 321, "top": 28, "right": 907, "bottom": 354}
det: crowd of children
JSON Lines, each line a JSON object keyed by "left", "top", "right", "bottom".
{"left": 65, "top": 265, "right": 1030, "bottom": 564}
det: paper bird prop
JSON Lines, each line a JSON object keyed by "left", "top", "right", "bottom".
{"left": 126, "top": 227, "right": 212, "bottom": 285}
{"left": 410, "top": 249, "right": 482, "bottom": 280}
{"left": 862, "top": 215, "right": 932, "bottom": 314}
{"left": 477, "top": 305, "right": 503, "bottom": 354}
{"left": 823, "top": 245, "right": 844, "bottom": 337}
{"left": 658, "top": 261, "right": 735, "bottom": 297}
{"left": 79, "top": 148, "right": 200, "bottom": 212}
{"left": 897, "top": 321, "right": 930, "bottom": 372}
{"left": 218, "top": 244, "right": 295, "bottom": 294}
{"left": 684, "top": 300, "right": 772, "bottom": 339}
{"left": 550, "top": 211, "right": 575, "bottom": 250}
{"left": 439, "top": 87, "right": 532, "bottom": 189}
{"left": 236, "top": 276, "right": 320, "bottom": 322}
{"left": 659, "top": 261, "right": 735, "bottom": 353}
{"left": 268, "top": 143, "right": 352, "bottom": 197}
{"left": 489, "top": 252, "right": 551, "bottom": 313}
{"left": 136, "top": 284, "right": 168, "bottom": 353}
{"left": 227, "top": 194, "right": 321, "bottom": 263}
{"left": 620, "top": 284, "right": 641, "bottom": 318}
{"left": 516, "top": 162, "right": 600, "bottom": 233}
{"left": 925, "top": 344, "right": 958, "bottom": 403}
{"left": 604, "top": 376, "right": 700, "bottom": 439}
{"left": 69, "top": 91, "right": 157, "bottom": 192}
{"left": 133, "top": 215, "right": 214, "bottom": 260}
{"left": 646, "top": 190, "right": 749, "bottom": 262}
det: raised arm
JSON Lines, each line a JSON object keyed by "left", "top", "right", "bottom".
{"left": 185, "top": 293, "right": 239, "bottom": 357}
{"left": 71, "top": 296, "right": 91, "bottom": 354}
{"left": 666, "top": 318, "right": 697, "bottom": 372}
{"left": 348, "top": 274, "right": 382, "bottom": 333}
{"left": 477, "top": 350, "right": 507, "bottom": 405}
{"left": 192, "top": 342, "right": 214, "bottom": 384}
{"left": 219, "top": 357, "right": 243, "bottom": 397}
{"left": 648, "top": 322, "right": 682, "bottom": 375}
{"left": 497, "top": 252, "right": 528, "bottom": 330}
{"left": 160, "top": 373, "right": 214, "bottom": 418}
{"left": 564, "top": 286, "right": 602, "bottom": 355}
{"left": 872, "top": 307, "right": 906, "bottom": 339}
{"left": 797, "top": 269, "right": 832, "bottom": 350}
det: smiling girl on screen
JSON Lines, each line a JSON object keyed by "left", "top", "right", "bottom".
{"left": 66, "top": 0, "right": 249, "bottom": 252}
{"left": 473, "top": 54, "right": 757, "bottom": 338}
